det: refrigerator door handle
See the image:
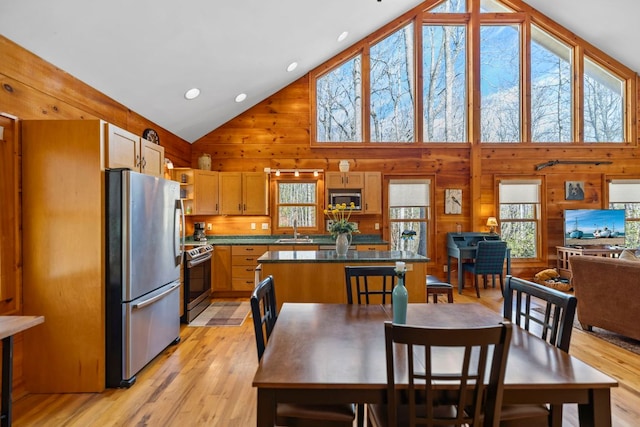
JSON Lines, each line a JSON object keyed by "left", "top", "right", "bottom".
{"left": 133, "top": 282, "right": 180, "bottom": 310}
{"left": 175, "top": 199, "right": 185, "bottom": 262}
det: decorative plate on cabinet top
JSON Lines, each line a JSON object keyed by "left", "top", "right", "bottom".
{"left": 142, "top": 128, "right": 160, "bottom": 144}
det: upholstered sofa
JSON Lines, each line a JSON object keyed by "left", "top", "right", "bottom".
{"left": 570, "top": 254, "right": 640, "bottom": 341}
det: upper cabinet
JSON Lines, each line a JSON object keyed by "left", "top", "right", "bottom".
{"left": 173, "top": 168, "right": 219, "bottom": 215}
{"left": 363, "top": 172, "right": 382, "bottom": 214}
{"left": 106, "top": 123, "right": 164, "bottom": 177}
{"left": 326, "top": 172, "right": 364, "bottom": 189}
{"left": 219, "top": 172, "right": 269, "bottom": 215}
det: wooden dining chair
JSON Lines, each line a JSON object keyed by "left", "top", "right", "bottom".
{"left": 368, "top": 321, "right": 513, "bottom": 427}
{"left": 250, "top": 275, "right": 359, "bottom": 427}
{"left": 462, "top": 240, "right": 508, "bottom": 297}
{"left": 500, "top": 275, "right": 578, "bottom": 427}
{"left": 344, "top": 265, "right": 397, "bottom": 304}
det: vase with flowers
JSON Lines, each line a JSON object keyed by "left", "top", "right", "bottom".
{"left": 324, "top": 202, "right": 359, "bottom": 256}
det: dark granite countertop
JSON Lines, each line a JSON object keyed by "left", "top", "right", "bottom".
{"left": 257, "top": 250, "right": 429, "bottom": 263}
{"left": 182, "top": 234, "right": 387, "bottom": 247}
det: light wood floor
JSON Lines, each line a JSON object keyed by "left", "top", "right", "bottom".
{"left": 14, "top": 287, "right": 640, "bottom": 426}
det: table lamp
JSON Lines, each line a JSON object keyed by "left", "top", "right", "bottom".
{"left": 486, "top": 217, "right": 498, "bottom": 234}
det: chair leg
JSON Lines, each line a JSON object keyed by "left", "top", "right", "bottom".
{"left": 499, "top": 274, "right": 504, "bottom": 295}
{"left": 357, "top": 403, "right": 365, "bottom": 427}
{"left": 447, "top": 288, "right": 454, "bottom": 303}
{"left": 474, "top": 275, "right": 481, "bottom": 298}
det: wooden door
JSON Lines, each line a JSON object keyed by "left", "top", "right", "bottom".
{"left": 140, "top": 138, "right": 164, "bottom": 177}
{"left": 219, "top": 172, "right": 243, "bottom": 214}
{"left": 106, "top": 123, "right": 139, "bottom": 171}
{"left": 194, "top": 170, "right": 219, "bottom": 214}
{"left": 243, "top": 172, "right": 269, "bottom": 215}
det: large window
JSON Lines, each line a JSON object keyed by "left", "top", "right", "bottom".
{"left": 276, "top": 181, "right": 318, "bottom": 230}
{"left": 609, "top": 179, "right": 640, "bottom": 247}
{"left": 498, "top": 180, "right": 541, "bottom": 258}
{"left": 583, "top": 57, "right": 624, "bottom": 142}
{"left": 480, "top": 24, "right": 521, "bottom": 142}
{"left": 530, "top": 25, "right": 572, "bottom": 142}
{"left": 423, "top": 25, "right": 466, "bottom": 142}
{"left": 370, "top": 24, "right": 415, "bottom": 142}
{"left": 312, "top": 0, "right": 631, "bottom": 145}
{"left": 388, "top": 179, "right": 430, "bottom": 256}
{"left": 316, "top": 55, "right": 362, "bottom": 142}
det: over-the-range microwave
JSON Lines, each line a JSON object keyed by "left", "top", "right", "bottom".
{"left": 328, "top": 189, "right": 362, "bottom": 210}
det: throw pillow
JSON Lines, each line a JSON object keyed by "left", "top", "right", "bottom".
{"left": 619, "top": 249, "right": 640, "bottom": 261}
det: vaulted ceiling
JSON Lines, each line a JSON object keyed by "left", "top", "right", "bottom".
{"left": 1, "top": 0, "right": 638, "bottom": 143}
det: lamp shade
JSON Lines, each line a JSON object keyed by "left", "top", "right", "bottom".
{"left": 486, "top": 217, "right": 498, "bottom": 227}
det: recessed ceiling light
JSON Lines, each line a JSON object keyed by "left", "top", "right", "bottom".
{"left": 235, "top": 93, "right": 247, "bottom": 103}
{"left": 184, "top": 88, "right": 200, "bottom": 100}
{"left": 337, "top": 31, "right": 349, "bottom": 42}
{"left": 287, "top": 62, "right": 298, "bottom": 72}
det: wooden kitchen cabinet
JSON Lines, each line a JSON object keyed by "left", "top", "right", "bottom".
{"left": 106, "top": 123, "right": 164, "bottom": 177}
{"left": 231, "top": 246, "right": 264, "bottom": 291}
{"left": 212, "top": 245, "right": 232, "bottom": 292}
{"left": 22, "top": 120, "right": 106, "bottom": 392}
{"left": 173, "top": 168, "right": 219, "bottom": 215}
{"left": 357, "top": 244, "right": 388, "bottom": 251}
{"left": 326, "top": 172, "right": 364, "bottom": 189}
{"left": 363, "top": 172, "right": 382, "bottom": 214}
{"left": 219, "top": 172, "right": 269, "bottom": 215}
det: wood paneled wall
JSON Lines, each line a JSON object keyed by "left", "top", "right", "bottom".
{"left": 0, "top": 35, "right": 192, "bottom": 400}
{"left": 193, "top": 73, "right": 640, "bottom": 279}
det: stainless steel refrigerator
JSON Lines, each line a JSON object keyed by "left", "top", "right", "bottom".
{"left": 105, "top": 169, "right": 184, "bottom": 388}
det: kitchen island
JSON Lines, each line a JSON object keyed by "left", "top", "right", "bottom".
{"left": 257, "top": 250, "right": 429, "bottom": 308}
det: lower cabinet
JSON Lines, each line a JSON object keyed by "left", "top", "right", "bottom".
{"left": 232, "top": 246, "right": 262, "bottom": 291}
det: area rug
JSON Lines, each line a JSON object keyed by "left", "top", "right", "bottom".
{"left": 531, "top": 306, "right": 640, "bottom": 355}
{"left": 189, "top": 301, "right": 250, "bottom": 327}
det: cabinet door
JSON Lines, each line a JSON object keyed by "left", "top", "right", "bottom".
{"left": 219, "top": 172, "right": 243, "bottom": 214}
{"left": 140, "top": 138, "right": 164, "bottom": 177}
{"left": 326, "top": 172, "right": 364, "bottom": 189}
{"left": 212, "top": 246, "right": 232, "bottom": 291}
{"left": 106, "top": 123, "right": 140, "bottom": 170}
{"left": 194, "top": 170, "right": 219, "bottom": 215}
{"left": 343, "top": 172, "right": 364, "bottom": 189}
{"left": 243, "top": 172, "right": 269, "bottom": 215}
{"left": 363, "top": 172, "right": 382, "bottom": 214}
{"left": 326, "top": 172, "right": 345, "bottom": 189}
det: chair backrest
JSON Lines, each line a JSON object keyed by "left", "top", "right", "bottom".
{"left": 250, "top": 275, "right": 278, "bottom": 361}
{"left": 473, "top": 240, "right": 507, "bottom": 275}
{"left": 383, "top": 321, "right": 512, "bottom": 427}
{"left": 503, "top": 275, "right": 577, "bottom": 352}
{"left": 344, "top": 265, "right": 397, "bottom": 304}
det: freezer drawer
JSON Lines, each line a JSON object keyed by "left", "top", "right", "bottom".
{"left": 124, "top": 281, "right": 180, "bottom": 384}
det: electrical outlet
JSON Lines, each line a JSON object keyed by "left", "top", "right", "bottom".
{"left": 261, "top": 223, "right": 269, "bottom": 230}
{"left": 374, "top": 223, "right": 380, "bottom": 230}
{"left": 443, "top": 265, "right": 448, "bottom": 272}
{"left": 251, "top": 223, "right": 256, "bottom": 230}
{"left": 405, "top": 264, "right": 413, "bottom": 271}
{"left": 206, "top": 223, "right": 213, "bottom": 231}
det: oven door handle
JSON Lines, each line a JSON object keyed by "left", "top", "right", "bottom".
{"left": 187, "top": 253, "right": 212, "bottom": 268}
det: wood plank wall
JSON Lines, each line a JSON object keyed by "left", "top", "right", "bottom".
{"left": 193, "top": 73, "right": 640, "bottom": 279}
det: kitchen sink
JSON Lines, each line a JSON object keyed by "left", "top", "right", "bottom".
{"left": 275, "top": 238, "right": 314, "bottom": 244}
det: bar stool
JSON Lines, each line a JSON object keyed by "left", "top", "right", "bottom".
{"left": 426, "top": 275, "right": 454, "bottom": 303}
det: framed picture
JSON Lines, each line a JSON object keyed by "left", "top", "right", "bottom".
{"left": 445, "top": 188, "right": 462, "bottom": 214}
{"left": 565, "top": 181, "right": 585, "bottom": 201}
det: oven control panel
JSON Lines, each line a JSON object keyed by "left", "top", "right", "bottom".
{"left": 186, "top": 245, "right": 214, "bottom": 260}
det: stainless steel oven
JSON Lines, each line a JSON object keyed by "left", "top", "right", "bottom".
{"left": 182, "top": 244, "right": 213, "bottom": 323}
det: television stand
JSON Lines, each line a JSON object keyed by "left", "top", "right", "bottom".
{"left": 556, "top": 246, "right": 625, "bottom": 279}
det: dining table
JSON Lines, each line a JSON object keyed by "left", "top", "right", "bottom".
{"left": 252, "top": 303, "right": 617, "bottom": 427}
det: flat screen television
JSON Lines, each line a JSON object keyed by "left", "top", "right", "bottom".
{"left": 564, "top": 209, "right": 626, "bottom": 247}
